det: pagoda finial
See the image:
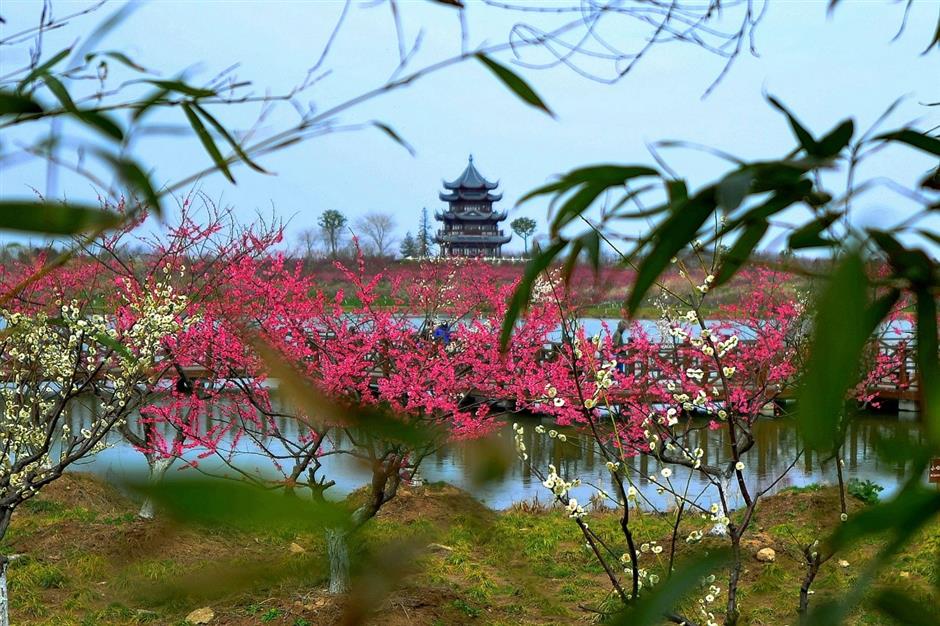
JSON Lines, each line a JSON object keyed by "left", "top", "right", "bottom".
{"left": 469, "top": 153, "right": 473, "bottom": 163}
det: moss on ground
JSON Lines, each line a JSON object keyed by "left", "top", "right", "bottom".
{"left": 1, "top": 474, "right": 936, "bottom": 625}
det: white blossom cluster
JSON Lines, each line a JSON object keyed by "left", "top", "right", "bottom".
{"left": 0, "top": 279, "right": 189, "bottom": 501}
{"left": 696, "top": 574, "right": 723, "bottom": 626}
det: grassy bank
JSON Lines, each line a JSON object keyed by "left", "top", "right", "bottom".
{"left": 2, "top": 475, "right": 936, "bottom": 625}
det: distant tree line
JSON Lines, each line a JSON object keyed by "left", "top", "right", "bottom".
{"left": 300, "top": 207, "right": 543, "bottom": 260}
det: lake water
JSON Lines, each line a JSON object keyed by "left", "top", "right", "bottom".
{"left": 75, "top": 410, "right": 924, "bottom": 511}
{"left": 68, "top": 316, "right": 919, "bottom": 511}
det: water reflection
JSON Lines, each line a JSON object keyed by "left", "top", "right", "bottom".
{"left": 74, "top": 400, "right": 924, "bottom": 510}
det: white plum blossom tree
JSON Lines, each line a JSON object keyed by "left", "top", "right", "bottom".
{"left": 0, "top": 279, "right": 189, "bottom": 626}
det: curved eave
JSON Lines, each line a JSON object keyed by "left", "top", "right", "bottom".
{"left": 436, "top": 211, "right": 508, "bottom": 222}
{"left": 443, "top": 179, "right": 499, "bottom": 190}
{"left": 439, "top": 191, "right": 503, "bottom": 202}
{"left": 434, "top": 234, "right": 512, "bottom": 245}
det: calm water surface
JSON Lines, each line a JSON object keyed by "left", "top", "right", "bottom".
{"left": 68, "top": 316, "right": 919, "bottom": 510}
{"left": 74, "top": 410, "right": 923, "bottom": 511}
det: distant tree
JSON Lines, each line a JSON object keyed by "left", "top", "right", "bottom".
{"left": 400, "top": 231, "right": 418, "bottom": 258}
{"left": 297, "top": 227, "right": 321, "bottom": 259}
{"left": 318, "top": 210, "right": 347, "bottom": 258}
{"left": 510, "top": 217, "right": 537, "bottom": 255}
{"left": 417, "top": 207, "right": 435, "bottom": 257}
{"left": 356, "top": 212, "right": 397, "bottom": 257}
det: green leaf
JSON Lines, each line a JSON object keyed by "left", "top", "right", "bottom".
{"left": 611, "top": 550, "right": 730, "bottom": 625}
{"left": 551, "top": 183, "right": 608, "bottom": 236}
{"left": 99, "top": 154, "right": 162, "bottom": 214}
{"left": 868, "top": 229, "right": 935, "bottom": 286}
{"left": 192, "top": 103, "right": 269, "bottom": 172}
{"left": 627, "top": 189, "right": 717, "bottom": 314}
{"left": 915, "top": 287, "right": 939, "bottom": 446}
{"left": 130, "top": 477, "right": 352, "bottom": 530}
{"left": 0, "top": 90, "right": 43, "bottom": 115}
{"left": 17, "top": 48, "right": 70, "bottom": 92}
{"left": 870, "top": 588, "right": 939, "bottom": 626}
{"left": 816, "top": 119, "right": 855, "bottom": 158}
{"left": 768, "top": 95, "right": 819, "bottom": 156}
{"left": 500, "top": 240, "right": 567, "bottom": 350}
{"left": 666, "top": 179, "right": 689, "bottom": 204}
{"left": 788, "top": 212, "right": 841, "bottom": 249}
{"left": 249, "top": 336, "right": 439, "bottom": 448}
{"left": 142, "top": 79, "right": 216, "bottom": 98}
{"left": 372, "top": 121, "right": 416, "bottom": 157}
{"left": 519, "top": 165, "right": 657, "bottom": 205}
{"left": 797, "top": 252, "right": 891, "bottom": 451}
{"left": 86, "top": 51, "right": 148, "bottom": 73}
{"left": 92, "top": 331, "right": 134, "bottom": 361}
{"left": 874, "top": 129, "right": 940, "bottom": 157}
{"left": 41, "top": 75, "right": 77, "bottom": 111}
{"left": 42, "top": 74, "right": 124, "bottom": 141}
{"left": 182, "top": 103, "right": 235, "bottom": 183}
{"left": 716, "top": 169, "right": 754, "bottom": 211}
{"left": 75, "top": 110, "right": 124, "bottom": 141}
{"left": 0, "top": 201, "right": 120, "bottom": 235}
{"left": 830, "top": 482, "right": 940, "bottom": 551}
{"left": 714, "top": 219, "right": 769, "bottom": 286}
{"left": 476, "top": 53, "right": 553, "bottom": 117}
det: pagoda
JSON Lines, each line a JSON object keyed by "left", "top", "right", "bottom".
{"left": 434, "top": 155, "right": 511, "bottom": 257}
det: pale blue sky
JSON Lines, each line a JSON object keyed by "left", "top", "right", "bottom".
{"left": 1, "top": 0, "right": 937, "bottom": 253}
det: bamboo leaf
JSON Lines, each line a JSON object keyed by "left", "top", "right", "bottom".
{"left": 372, "top": 121, "right": 416, "bottom": 157}
{"left": 716, "top": 169, "right": 754, "bottom": 211}
{"left": 500, "top": 240, "right": 567, "bottom": 350}
{"left": 182, "top": 103, "right": 235, "bottom": 183}
{"left": 476, "top": 53, "right": 553, "bottom": 117}
{"left": 788, "top": 212, "right": 841, "bottom": 249}
{"left": 768, "top": 95, "right": 819, "bottom": 156}
{"left": 143, "top": 79, "right": 216, "bottom": 98}
{"left": 99, "top": 154, "right": 162, "bottom": 214}
{"left": 816, "top": 119, "right": 854, "bottom": 158}
{"left": 249, "top": 335, "right": 439, "bottom": 447}
{"left": 0, "top": 201, "right": 120, "bottom": 235}
{"left": 611, "top": 550, "right": 730, "bottom": 625}
{"left": 714, "top": 219, "right": 769, "bottom": 286}
{"left": 0, "top": 90, "right": 43, "bottom": 115}
{"left": 42, "top": 74, "right": 124, "bottom": 141}
{"left": 192, "top": 102, "right": 270, "bottom": 172}
{"left": 627, "top": 189, "right": 717, "bottom": 314}
{"left": 17, "top": 48, "right": 70, "bottom": 91}
{"left": 874, "top": 129, "right": 940, "bottom": 156}
{"left": 797, "top": 252, "right": 892, "bottom": 451}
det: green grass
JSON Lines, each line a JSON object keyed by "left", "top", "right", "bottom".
{"left": 2, "top": 476, "right": 937, "bottom": 625}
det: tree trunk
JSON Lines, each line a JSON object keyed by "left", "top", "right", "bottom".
{"left": 0, "top": 506, "right": 12, "bottom": 626}
{"left": 0, "top": 557, "right": 8, "bottom": 626}
{"left": 725, "top": 540, "right": 742, "bottom": 626}
{"left": 326, "top": 527, "right": 350, "bottom": 595}
{"left": 138, "top": 456, "right": 174, "bottom": 519}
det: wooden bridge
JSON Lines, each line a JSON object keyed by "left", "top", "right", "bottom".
{"left": 175, "top": 336, "right": 921, "bottom": 415}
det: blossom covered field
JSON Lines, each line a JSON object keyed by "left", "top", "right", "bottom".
{"left": 0, "top": 206, "right": 923, "bottom": 626}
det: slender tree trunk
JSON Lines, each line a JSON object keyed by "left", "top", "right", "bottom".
{"left": 138, "top": 456, "right": 174, "bottom": 519}
{"left": 725, "top": 539, "right": 742, "bottom": 626}
{"left": 799, "top": 554, "right": 821, "bottom": 619}
{"left": 0, "top": 507, "right": 13, "bottom": 626}
{"left": 0, "top": 557, "right": 8, "bottom": 626}
{"left": 326, "top": 527, "right": 350, "bottom": 594}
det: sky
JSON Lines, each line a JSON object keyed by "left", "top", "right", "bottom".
{"left": 1, "top": 0, "right": 938, "bottom": 254}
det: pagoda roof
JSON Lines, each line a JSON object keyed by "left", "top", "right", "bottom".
{"left": 439, "top": 190, "right": 503, "bottom": 202}
{"left": 436, "top": 209, "right": 508, "bottom": 222}
{"left": 443, "top": 155, "right": 499, "bottom": 191}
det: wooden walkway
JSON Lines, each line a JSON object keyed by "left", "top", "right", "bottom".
{"left": 176, "top": 337, "right": 921, "bottom": 413}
